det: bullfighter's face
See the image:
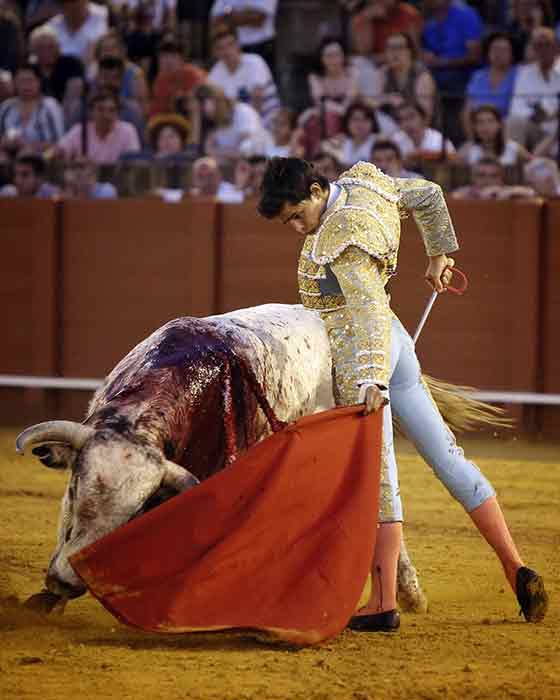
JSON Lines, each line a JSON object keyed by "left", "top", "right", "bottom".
{"left": 278, "top": 182, "right": 329, "bottom": 236}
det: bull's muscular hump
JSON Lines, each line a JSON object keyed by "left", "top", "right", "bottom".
{"left": 85, "top": 305, "right": 334, "bottom": 482}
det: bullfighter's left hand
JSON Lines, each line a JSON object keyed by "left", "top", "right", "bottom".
{"left": 425, "top": 254, "right": 455, "bottom": 293}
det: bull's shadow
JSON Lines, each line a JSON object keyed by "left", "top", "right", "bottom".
{"left": 78, "top": 629, "right": 300, "bottom": 653}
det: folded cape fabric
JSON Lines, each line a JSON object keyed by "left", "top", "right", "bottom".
{"left": 70, "top": 405, "right": 383, "bottom": 646}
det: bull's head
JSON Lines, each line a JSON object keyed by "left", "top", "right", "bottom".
{"left": 16, "top": 421, "right": 199, "bottom": 600}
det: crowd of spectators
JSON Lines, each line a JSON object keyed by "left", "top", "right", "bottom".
{"left": 2, "top": 0, "right": 560, "bottom": 203}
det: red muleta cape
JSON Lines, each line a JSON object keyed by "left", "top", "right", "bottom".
{"left": 70, "top": 405, "right": 383, "bottom": 646}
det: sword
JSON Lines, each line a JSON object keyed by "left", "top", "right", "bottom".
{"left": 412, "top": 267, "right": 468, "bottom": 345}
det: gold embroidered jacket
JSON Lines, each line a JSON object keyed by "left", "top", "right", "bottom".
{"left": 297, "top": 161, "right": 459, "bottom": 404}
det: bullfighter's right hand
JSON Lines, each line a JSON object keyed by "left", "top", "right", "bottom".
{"left": 363, "top": 385, "right": 389, "bottom": 415}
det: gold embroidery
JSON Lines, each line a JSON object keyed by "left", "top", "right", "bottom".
{"left": 395, "top": 177, "right": 459, "bottom": 257}
{"left": 297, "top": 164, "right": 459, "bottom": 407}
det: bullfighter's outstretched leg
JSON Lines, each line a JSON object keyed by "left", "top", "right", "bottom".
{"left": 389, "top": 318, "right": 549, "bottom": 623}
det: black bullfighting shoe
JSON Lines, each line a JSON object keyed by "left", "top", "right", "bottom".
{"left": 516, "top": 567, "right": 549, "bottom": 623}
{"left": 348, "top": 609, "right": 400, "bottom": 632}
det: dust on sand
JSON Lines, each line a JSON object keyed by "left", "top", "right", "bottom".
{"left": 1, "top": 429, "right": 558, "bottom": 700}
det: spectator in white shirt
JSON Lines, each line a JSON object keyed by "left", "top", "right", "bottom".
{"left": 392, "top": 100, "right": 455, "bottom": 165}
{"left": 46, "top": 0, "right": 108, "bottom": 64}
{"left": 193, "top": 82, "right": 267, "bottom": 160}
{"left": 321, "top": 100, "right": 397, "bottom": 168}
{"left": 508, "top": 27, "right": 560, "bottom": 147}
{"left": 208, "top": 24, "right": 280, "bottom": 128}
{"left": 458, "top": 104, "right": 530, "bottom": 168}
{"left": 210, "top": 0, "right": 278, "bottom": 73}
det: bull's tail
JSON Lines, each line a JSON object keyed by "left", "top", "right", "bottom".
{"left": 421, "top": 374, "right": 513, "bottom": 433}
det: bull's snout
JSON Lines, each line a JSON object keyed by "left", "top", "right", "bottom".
{"left": 45, "top": 571, "right": 86, "bottom": 599}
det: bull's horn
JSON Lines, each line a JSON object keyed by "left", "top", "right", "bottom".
{"left": 162, "top": 459, "right": 200, "bottom": 493}
{"left": 16, "top": 421, "right": 95, "bottom": 455}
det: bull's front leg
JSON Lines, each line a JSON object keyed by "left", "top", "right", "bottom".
{"left": 397, "top": 536, "right": 428, "bottom": 613}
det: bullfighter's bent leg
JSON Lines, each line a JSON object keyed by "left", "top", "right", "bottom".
{"left": 389, "top": 318, "right": 548, "bottom": 621}
{"left": 350, "top": 396, "right": 403, "bottom": 629}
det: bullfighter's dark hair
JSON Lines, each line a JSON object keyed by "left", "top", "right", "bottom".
{"left": 257, "top": 157, "right": 329, "bottom": 219}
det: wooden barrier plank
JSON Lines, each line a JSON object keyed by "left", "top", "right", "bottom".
{"left": 0, "top": 199, "right": 59, "bottom": 424}
{"left": 380, "top": 200, "right": 543, "bottom": 394}
{"left": 539, "top": 201, "right": 560, "bottom": 435}
{"left": 217, "top": 202, "right": 301, "bottom": 312}
{"left": 59, "top": 198, "right": 217, "bottom": 379}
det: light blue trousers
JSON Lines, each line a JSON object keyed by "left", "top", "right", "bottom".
{"left": 380, "top": 317, "right": 496, "bottom": 522}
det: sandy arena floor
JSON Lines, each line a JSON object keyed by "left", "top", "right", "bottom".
{"left": 1, "top": 428, "right": 558, "bottom": 700}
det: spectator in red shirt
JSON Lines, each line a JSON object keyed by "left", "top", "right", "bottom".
{"left": 150, "top": 34, "right": 207, "bottom": 116}
{"left": 350, "top": 0, "right": 423, "bottom": 62}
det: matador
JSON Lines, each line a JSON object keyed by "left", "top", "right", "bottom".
{"left": 258, "top": 158, "right": 548, "bottom": 632}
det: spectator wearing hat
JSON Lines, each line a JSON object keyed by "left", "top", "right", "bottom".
{"left": 150, "top": 34, "right": 207, "bottom": 116}
{"left": 0, "top": 62, "right": 64, "bottom": 156}
{"left": 208, "top": 24, "right": 280, "bottom": 128}
{"left": 146, "top": 112, "right": 192, "bottom": 159}
{"left": 56, "top": 89, "right": 141, "bottom": 164}
{"left": 0, "top": 152, "right": 60, "bottom": 198}
{"left": 62, "top": 157, "right": 117, "bottom": 198}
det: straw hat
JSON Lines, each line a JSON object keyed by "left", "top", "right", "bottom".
{"left": 147, "top": 113, "right": 191, "bottom": 148}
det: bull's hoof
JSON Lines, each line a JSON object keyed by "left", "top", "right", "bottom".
{"left": 24, "top": 590, "right": 66, "bottom": 615}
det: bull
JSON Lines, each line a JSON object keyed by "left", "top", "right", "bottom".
{"left": 17, "top": 304, "right": 426, "bottom": 614}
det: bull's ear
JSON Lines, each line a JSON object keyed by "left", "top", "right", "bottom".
{"left": 161, "top": 459, "right": 199, "bottom": 493}
{"left": 31, "top": 442, "right": 77, "bottom": 470}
